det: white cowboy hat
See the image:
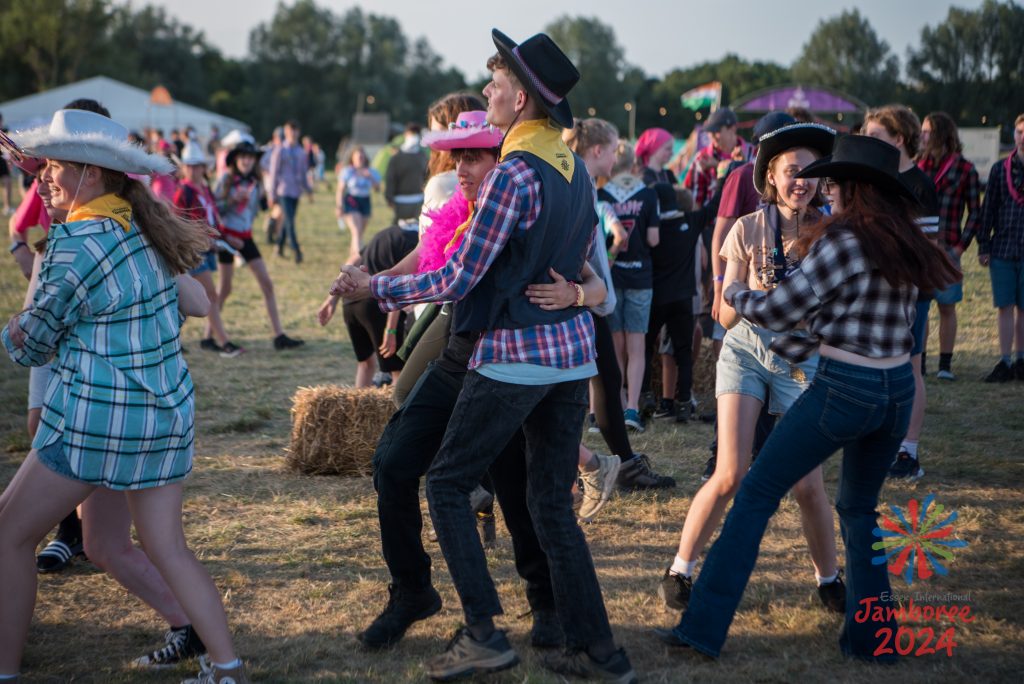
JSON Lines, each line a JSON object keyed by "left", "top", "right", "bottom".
{"left": 179, "top": 140, "right": 210, "bottom": 166}
{"left": 220, "top": 129, "right": 255, "bottom": 149}
{"left": 12, "top": 109, "right": 173, "bottom": 175}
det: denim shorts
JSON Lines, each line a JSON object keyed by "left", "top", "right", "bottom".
{"left": 608, "top": 287, "right": 652, "bottom": 333}
{"left": 342, "top": 194, "right": 372, "bottom": 217}
{"left": 934, "top": 250, "right": 963, "bottom": 305}
{"left": 910, "top": 299, "right": 931, "bottom": 356}
{"left": 189, "top": 250, "right": 218, "bottom": 276}
{"left": 990, "top": 258, "right": 1024, "bottom": 309}
{"left": 36, "top": 440, "right": 77, "bottom": 481}
{"left": 716, "top": 318, "right": 817, "bottom": 415}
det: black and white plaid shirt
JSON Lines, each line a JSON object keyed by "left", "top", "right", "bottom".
{"left": 731, "top": 226, "right": 918, "bottom": 362}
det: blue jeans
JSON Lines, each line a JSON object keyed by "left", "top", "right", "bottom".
{"left": 674, "top": 358, "right": 914, "bottom": 661}
{"left": 276, "top": 195, "right": 300, "bottom": 253}
{"left": 426, "top": 371, "right": 613, "bottom": 648}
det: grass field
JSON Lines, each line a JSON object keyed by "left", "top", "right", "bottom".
{"left": 1, "top": 176, "right": 1022, "bottom": 683}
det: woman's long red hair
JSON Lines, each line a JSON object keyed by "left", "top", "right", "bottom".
{"left": 797, "top": 180, "right": 960, "bottom": 293}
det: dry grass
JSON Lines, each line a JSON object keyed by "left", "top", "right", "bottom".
{"left": 1, "top": 176, "right": 1022, "bottom": 683}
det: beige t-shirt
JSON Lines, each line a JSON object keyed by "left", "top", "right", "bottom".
{"left": 720, "top": 207, "right": 813, "bottom": 291}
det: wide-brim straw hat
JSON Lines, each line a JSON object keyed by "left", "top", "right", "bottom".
{"left": 796, "top": 134, "right": 919, "bottom": 204}
{"left": 12, "top": 109, "right": 173, "bottom": 175}
{"left": 753, "top": 123, "right": 836, "bottom": 195}
{"left": 422, "top": 111, "right": 503, "bottom": 151}
{"left": 492, "top": 28, "right": 578, "bottom": 130}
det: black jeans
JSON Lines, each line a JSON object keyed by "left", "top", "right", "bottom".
{"left": 644, "top": 298, "right": 695, "bottom": 402}
{"left": 372, "top": 361, "right": 554, "bottom": 611}
{"left": 426, "top": 372, "right": 613, "bottom": 648}
{"left": 591, "top": 315, "right": 634, "bottom": 460}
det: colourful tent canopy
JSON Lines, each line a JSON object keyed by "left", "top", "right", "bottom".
{"left": 732, "top": 85, "right": 867, "bottom": 114}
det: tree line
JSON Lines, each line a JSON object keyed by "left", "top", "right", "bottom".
{"left": 1, "top": 0, "right": 1021, "bottom": 159}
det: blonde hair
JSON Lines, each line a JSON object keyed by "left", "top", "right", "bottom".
{"left": 563, "top": 118, "right": 618, "bottom": 158}
{"left": 610, "top": 140, "right": 636, "bottom": 177}
{"left": 101, "top": 168, "right": 208, "bottom": 274}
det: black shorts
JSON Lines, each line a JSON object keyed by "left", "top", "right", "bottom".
{"left": 342, "top": 298, "right": 406, "bottom": 373}
{"left": 217, "top": 237, "right": 262, "bottom": 264}
{"left": 0, "top": 157, "right": 9, "bottom": 178}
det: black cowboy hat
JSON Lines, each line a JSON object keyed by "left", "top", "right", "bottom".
{"left": 492, "top": 29, "right": 579, "bottom": 129}
{"left": 753, "top": 123, "right": 836, "bottom": 195}
{"left": 796, "top": 134, "right": 919, "bottom": 203}
{"left": 226, "top": 140, "right": 260, "bottom": 167}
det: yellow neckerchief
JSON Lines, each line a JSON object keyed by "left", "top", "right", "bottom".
{"left": 67, "top": 192, "right": 133, "bottom": 232}
{"left": 444, "top": 201, "right": 476, "bottom": 256}
{"left": 500, "top": 118, "right": 575, "bottom": 182}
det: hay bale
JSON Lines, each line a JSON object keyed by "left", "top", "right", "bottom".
{"left": 646, "top": 342, "right": 718, "bottom": 400}
{"left": 288, "top": 385, "right": 394, "bottom": 476}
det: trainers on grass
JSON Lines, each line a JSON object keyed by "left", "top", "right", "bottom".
{"left": 578, "top": 453, "right": 621, "bottom": 522}
{"left": 658, "top": 568, "right": 692, "bottom": 611}
{"left": 133, "top": 624, "right": 206, "bottom": 669}
{"left": 181, "top": 655, "right": 249, "bottom": 684}
{"left": 817, "top": 571, "right": 846, "bottom": 613}
{"left": 623, "top": 409, "right": 645, "bottom": 433}
{"left": 36, "top": 538, "right": 83, "bottom": 573}
{"left": 540, "top": 647, "right": 637, "bottom": 684}
{"left": 700, "top": 455, "right": 716, "bottom": 482}
{"left": 984, "top": 360, "right": 1013, "bottom": 383}
{"left": 425, "top": 628, "right": 519, "bottom": 681}
{"left": 935, "top": 369, "right": 956, "bottom": 381}
{"left": 887, "top": 449, "right": 924, "bottom": 481}
{"left": 218, "top": 341, "right": 244, "bottom": 358}
{"left": 618, "top": 454, "right": 675, "bottom": 490}
{"left": 358, "top": 583, "right": 442, "bottom": 650}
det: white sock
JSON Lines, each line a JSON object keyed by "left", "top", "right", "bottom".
{"left": 213, "top": 659, "right": 242, "bottom": 670}
{"left": 670, "top": 555, "right": 697, "bottom": 578}
{"left": 901, "top": 441, "right": 919, "bottom": 458}
{"left": 816, "top": 571, "right": 838, "bottom": 586}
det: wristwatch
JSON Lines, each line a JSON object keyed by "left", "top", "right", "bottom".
{"left": 9, "top": 240, "right": 27, "bottom": 254}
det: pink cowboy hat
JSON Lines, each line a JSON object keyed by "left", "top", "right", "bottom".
{"left": 422, "top": 111, "right": 503, "bottom": 151}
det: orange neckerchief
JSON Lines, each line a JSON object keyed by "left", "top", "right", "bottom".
{"left": 67, "top": 192, "right": 133, "bottom": 232}
{"left": 501, "top": 118, "right": 575, "bottom": 182}
{"left": 444, "top": 201, "right": 476, "bottom": 256}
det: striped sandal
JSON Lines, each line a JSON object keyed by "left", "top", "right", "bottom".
{"left": 36, "top": 538, "right": 84, "bottom": 573}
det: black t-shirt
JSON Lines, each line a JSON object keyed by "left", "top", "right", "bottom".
{"left": 642, "top": 166, "right": 679, "bottom": 187}
{"left": 900, "top": 166, "right": 941, "bottom": 302}
{"left": 360, "top": 224, "right": 419, "bottom": 275}
{"left": 651, "top": 190, "right": 721, "bottom": 305}
{"left": 599, "top": 178, "right": 660, "bottom": 290}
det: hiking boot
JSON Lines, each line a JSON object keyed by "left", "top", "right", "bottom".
{"left": 540, "top": 647, "right": 637, "bottom": 684}
{"left": 618, "top": 454, "right": 676, "bottom": 490}
{"left": 1015, "top": 358, "right": 1024, "bottom": 381}
{"left": 219, "top": 342, "right": 245, "bottom": 358}
{"left": 199, "top": 338, "right": 223, "bottom": 353}
{"left": 817, "top": 572, "right": 846, "bottom": 613}
{"left": 478, "top": 512, "right": 496, "bottom": 549}
{"left": 623, "top": 409, "right": 645, "bottom": 433}
{"left": 133, "top": 624, "right": 206, "bottom": 668}
{"left": 653, "top": 399, "right": 676, "bottom": 419}
{"left": 984, "top": 360, "right": 1013, "bottom": 383}
{"left": 529, "top": 609, "right": 564, "bottom": 649}
{"left": 469, "top": 485, "right": 493, "bottom": 515}
{"left": 700, "top": 455, "right": 716, "bottom": 482}
{"left": 887, "top": 449, "right": 924, "bottom": 482}
{"left": 273, "top": 333, "right": 305, "bottom": 350}
{"left": 578, "top": 453, "right": 621, "bottom": 522}
{"left": 425, "top": 628, "right": 519, "bottom": 681}
{"left": 658, "top": 568, "right": 692, "bottom": 611}
{"left": 358, "top": 583, "right": 442, "bottom": 650}
{"left": 181, "top": 655, "right": 249, "bottom": 684}
{"left": 36, "top": 538, "right": 84, "bottom": 573}
{"left": 587, "top": 413, "right": 600, "bottom": 434}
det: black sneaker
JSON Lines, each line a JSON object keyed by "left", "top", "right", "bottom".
{"left": 984, "top": 360, "right": 1013, "bottom": 383}
{"left": 653, "top": 399, "right": 676, "bottom": 419}
{"left": 219, "top": 341, "right": 245, "bottom": 358}
{"left": 587, "top": 413, "right": 600, "bottom": 434}
{"left": 658, "top": 568, "right": 692, "bottom": 610}
{"left": 540, "top": 647, "right": 637, "bottom": 684}
{"left": 617, "top": 454, "right": 676, "bottom": 490}
{"left": 529, "top": 609, "right": 564, "bottom": 649}
{"left": 817, "top": 572, "right": 846, "bottom": 614}
{"left": 1015, "top": 358, "right": 1024, "bottom": 381}
{"left": 132, "top": 624, "right": 206, "bottom": 668}
{"left": 700, "top": 455, "right": 716, "bottom": 482}
{"left": 674, "top": 401, "right": 690, "bottom": 424}
{"left": 357, "top": 583, "right": 443, "bottom": 650}
{"left": 887, "top": 449, "right": 924, "bottom": 481}
{"left": 425, "top": 627, "right": 519, "bottom": 681}
{"left": 273, "top": 333, "right": 305, "bottom": 350}
{"left": 199, "top": 338, "right": 223, "bottom": 353}
{"left": 36, "top": 538, "right": 84, "bottom": 573}
{"left": 639, "top": 391, "right": 657, "bottom": 420}
{"left": 478, "top": 512, "right": 496, "bottom": 549}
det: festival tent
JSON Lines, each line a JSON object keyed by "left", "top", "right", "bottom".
{"left": 731, "top": 84, "right": 867, "bottom": 117}
{"left": 0, "top": 75, "right": 249, "bottom": 136}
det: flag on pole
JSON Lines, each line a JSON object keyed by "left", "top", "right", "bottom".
{"left": 681, "top": 81, "right": 721, "bottom": 111}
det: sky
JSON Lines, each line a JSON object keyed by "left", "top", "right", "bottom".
{"left": 154, "top": 0, "right": 985, "bottom": 81}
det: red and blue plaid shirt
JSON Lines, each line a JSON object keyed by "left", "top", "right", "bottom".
{"left": 370, "top": 157, "right": 596, "bottom": 371}
{"left": 918, "top": 153, "right": 982, "bottom": 251}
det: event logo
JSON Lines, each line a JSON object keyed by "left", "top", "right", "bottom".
{"left": 872, "top": 493, "right": 968, "bottom": 586}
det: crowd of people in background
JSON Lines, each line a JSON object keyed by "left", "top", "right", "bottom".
{"left": 1, "top": 22, "right": 1023, "bottom": 684}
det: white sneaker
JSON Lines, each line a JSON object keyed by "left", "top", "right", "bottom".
{"left": 936, "top": 369, "right": 956, "bottom": 381}
{"left": 578, "top": 453, "right": 621, "bottom": 522}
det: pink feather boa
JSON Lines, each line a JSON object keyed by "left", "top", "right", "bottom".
{"left": 417, "top": 191, "right": 471, "bottom": 273}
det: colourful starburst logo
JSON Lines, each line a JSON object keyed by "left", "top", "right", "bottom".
{"left": 871, "top": 494, "right": 968, "bottom": 586}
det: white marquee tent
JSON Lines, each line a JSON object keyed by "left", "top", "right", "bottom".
{"left": 0, "top": 75, "right": 249, "bottom": 137}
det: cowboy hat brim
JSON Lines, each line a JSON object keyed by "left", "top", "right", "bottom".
{"left": 753, "top": 124, "right": 836, "bottom": 195}
{"left": 492, "top": 29, "right": 574, "bottom": 130}
{"left": 13, "top": 126, "right": 173, "bottom": 176}
{"left": 796, "top": 157, "right": 920, "bottom": 204}
{"left": 422, "top": 127, "right": 504, "bottom": 151}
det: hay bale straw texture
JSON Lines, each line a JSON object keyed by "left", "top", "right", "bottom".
{"left": 288, "top": 385, "right": 394, "bottom": 476}
{"left": 648, "top": 342, "right": 717, "bottom": 400}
